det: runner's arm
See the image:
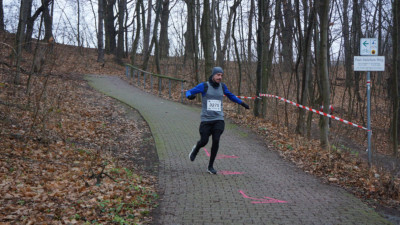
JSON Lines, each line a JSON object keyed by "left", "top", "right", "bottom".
{"left": 186, "top": 83, "right": 206, "bottom": 98}
{"left": 222, "top": 84, "right": 243, "bottom": 104}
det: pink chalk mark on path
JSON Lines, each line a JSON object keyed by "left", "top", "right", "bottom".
{"left": 219, "top": 171, "right": 244, "bottom": 175}
{"left": 203, "top": 148, "right": 239, "bottom": 159}
{"left": 239, "top": 190, "right": 287, "bottom": 204}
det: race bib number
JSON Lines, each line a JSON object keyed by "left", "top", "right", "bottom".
{"left": 207, "top": 100, "right": 221, "bottom": 111}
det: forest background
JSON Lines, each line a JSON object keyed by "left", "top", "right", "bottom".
{"left": 1, "top": 0, "right": 400, "bottom": 223}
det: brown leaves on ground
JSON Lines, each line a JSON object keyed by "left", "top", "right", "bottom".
{"left": 0, "top": 48, "right": 157, "bottom": 223}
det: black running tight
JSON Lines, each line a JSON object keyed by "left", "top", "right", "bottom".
{"left": 194, "top": 120, "right": 225, "bottom": 168}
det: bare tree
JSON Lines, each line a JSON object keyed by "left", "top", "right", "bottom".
{"left": 254, "top": 0, "right": 275, "bottom": 118}
{"left": 77, "top": 0, "right": 81, "bottom": 47}
{"left": 350, "top": 0, "right": 364, "bottom": 118}
{"left": 392, "top": 0, "right": 400, "bottom": 156}
{"left": 43, "top": 0, "right": 53, "bottom": 42}
{"left": 317, "top": 0, "right": 330, "bottom": 148}
{"left": 14, "top": 0, "right": 33, "bottom": 84}
{"left": 295, "top": 1, "right": 316, "bottom": 135}
{"left": 97, "top": 0, "right": 105, "bottom": 63}
{"left": 184, "top": 0, "right": 195, "bottom": 62}
{"left": 281, "top": 0, "right": 294, "bottom": 72}
{"left": 142, "top": 0, "right": 152, "bottom": 57}
{"left": 116, "top": 0, "right": 126, "bottom": 63}
{"left": 232, "top": 7, "right": 242, "bottom": 101}
{"left": 341, "top": 0, "right": 353, "bottom": 113}
{"left": 159, "top": 0, "right": 170, "bottom": 58}
{"left": 130, "top": 0, "right": 142, "bottom": 65}
{"left": 0, "top": 0, "right": 4, "bottom": 31}
{"left": 200, "top": 0, "right": 213, "bottom": 79}
{"left": 247, "top": 0, "right": 255, "bottom": 62}
{"left": 104, "top": 0, "right": 117, "bottom": 54}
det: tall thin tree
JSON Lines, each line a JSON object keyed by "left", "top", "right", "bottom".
{"left": 142, "top": 0, "right": 152, "bottom": 58}
{"left": 317, "top": 0, "right": 330, "bottom": 148}
{"left": 104, "top": 0, "right": 117, "bottom": 54}
{"left": 392, "top": 0, "right": 399, "bottom": 157}
{"left": 43, "top": 0, "right": 53, "bottom": 42}
{"left": 97, "top": 0, "right": 104, "bottom": 63}
{"left": 116, "top": 0, "right": 126, "bottom": 63}
{"left": 130, "top": 0, "right": 142, "bottom": 65}
{"left": 184, "top": 0, "right": 195, "bottom": 62}
{"left": 14, "top": 0, "right": 33, "bottom": 84}
{"left": 200, "top": 0, "right": 213, "bottom": 79}
{"left": 0, "top": 0, "right": 4, "bottom": 31}
{"left": 159, "top": 0, "right": 170, "bottom": 58}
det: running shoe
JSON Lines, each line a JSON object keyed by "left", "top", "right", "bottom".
{"left": 189, "top": 145, "right": 197, "bottom": 161}
{"left": 207, "top": 166, "right": 217, "bottom": 174}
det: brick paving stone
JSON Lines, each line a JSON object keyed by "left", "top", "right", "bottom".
{"left": 87, "top": 75, "right": 391, "bottom": 225}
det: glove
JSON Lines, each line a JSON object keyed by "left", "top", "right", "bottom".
{"left": 241, "top": 102, "right": 250, "bottom": 109}
{"left": 187, "top": 95, "right": 196, "bottom": 100}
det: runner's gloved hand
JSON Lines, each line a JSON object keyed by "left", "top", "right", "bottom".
{"left": 187, "top": 95, "right": 196, "bottom": 100}
{"left": 241, "top": 102, "right": 250, "bottom": 109}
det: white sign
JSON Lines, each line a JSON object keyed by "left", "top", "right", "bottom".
{"left": 360, "top": 38, "right": 378, "bottom": 55}
{"left": 354, "top": 56, "right": 385, "bottom": 71}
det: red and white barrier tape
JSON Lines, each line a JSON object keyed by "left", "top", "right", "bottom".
{"left": 236, "top": 96, "right": 261, "bottom": 100}
{"left": 184, "top": 89, "right": 369, "bottom": 132}
{"left": 259, "top": 94, "right": 370, "bottom": 132}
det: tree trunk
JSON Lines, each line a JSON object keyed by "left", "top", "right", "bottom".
{"left": 97, "top": 0, "right": 104, "bottom": 63}
{"left": 215, "top": 1, "right": 221, "bottom": 66}
{"left": 104, "top": 0, "right": 116, "bottom": 54}
{"left": 130, "top": 0, "right": 142, "bottom": 65}
{"left": 392, "top": 0, "right": 399, "bottom": 156}
{"left": 15, "top": 0, "right": 33, "bottom": 84}
{"left": 281, "top": 0, "right": 294, "bottom": 72}
{"left": 116, "top": 0, "right": 126, "bottom": 63}
{"left": 0, "top": 0, "right": 4, "bottom": 31}
{"left": 153, "top": 0, "right": 162, "bottom": 73}
{"left": 254, "top": 0, "right": 269, "bottom": 117}
{"left": 232, "top": 9, "right": 242, "bottom": 112}
{"left": 159, "top": 0, "right": 170, "bottom": 58}
{"left": 342, "top": 0, "right": 353, "bottom": 111}
{"left": 200, "top": 0, "right": 213, "bottom": 80}
{"left": 23, "top": 0, "right": 34, "bottom": 51}
{"left": 317, "top": 0, "right": 330, "bottom": 148}
{"left": 194, "top": 0, "right": 200, "bottom": 84}
{"left": 262, "top": 25, "right": 276, "bottom": 118}
{"left": 184, "top": 0, "right": 195, "bottom": 62}
{"left": 124, "top": 2, "right": 129, "bottom": 56}
{"left": 296, "top": 3, "right": 315, "bottom": 135}
{"left": 43, "top": 0, "right": 53, "bottom": 42}
{"left": 77, "top": 0, "right": 80, "bottom": 47}
{"left": 143, "top": 0, "right": 152, "bottom": 57}
{"left": 350, "top": 0, "right": 364, "bottom": 118}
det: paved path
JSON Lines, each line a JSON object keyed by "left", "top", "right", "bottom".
{"left": 86, "top": 75, "right": 390, "bottom": 225}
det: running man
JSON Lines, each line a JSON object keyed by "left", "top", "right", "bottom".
{"left": 186, "top": 67, "right": 250, "bottom": 174}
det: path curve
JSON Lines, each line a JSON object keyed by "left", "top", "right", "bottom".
{"left": 86, "top": 74, "right": 390, "bottom": 225}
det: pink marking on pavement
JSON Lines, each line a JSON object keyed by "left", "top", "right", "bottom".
{"left": 203, "top": 148, "right": 239, "bottom": 159}
{"left": 239, "top": 190, "right": 287, "bottom": 204}
{"left": 219, "top": 171, "right": 244, "bottom": 175}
